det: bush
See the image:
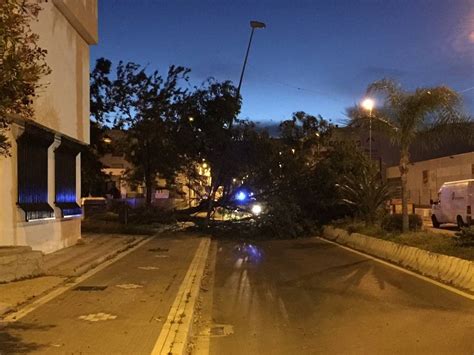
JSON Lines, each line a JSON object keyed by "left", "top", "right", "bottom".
{"left": 381, "top": 214, "right": 422, "bottom": 232}
{"left": 255, "top": 198, "right": 315, "bottom": 239}
{"left": 455, "top": 226, "right": 474, "bottom": 247}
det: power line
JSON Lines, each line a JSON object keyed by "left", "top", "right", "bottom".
{"left": 459, "top": 86, "right": 474, "bottom": 93}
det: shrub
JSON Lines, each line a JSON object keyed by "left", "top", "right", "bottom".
{"left": 455, "top": 226, "right": 474, "bottom": 247}
{"left": 381, "top": 213, "right": 422, "bottom": 232}
{"left": 255, "top": 198, "right": 314, "bottom": 239}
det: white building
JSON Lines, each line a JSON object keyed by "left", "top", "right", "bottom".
{"left": 386, "top": 151, "right": 474, "bottom": 207}
{"left": 0, "top": 0, "right": 98, "bottom": 253}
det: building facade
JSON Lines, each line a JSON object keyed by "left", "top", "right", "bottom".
{"left": 386, "top": 151, "right": 474, "bottom": 208}
{"left": 0, "top": 0, "right": 98, "bottom": 253}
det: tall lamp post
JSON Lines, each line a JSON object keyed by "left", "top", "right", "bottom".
{"left": 236, "top": 20, "right": 266, "bottom": 100}
{"left": 206, "top": 21, "right": 266, "bottom": 224}
{"left": 361, "top": 98, "right": 375, "bottom": 160}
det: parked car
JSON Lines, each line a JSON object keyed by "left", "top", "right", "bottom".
{"left": 431, "top": 179, "right": 473, "bottom": 228}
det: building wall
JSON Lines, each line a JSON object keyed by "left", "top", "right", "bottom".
{"left": 386, "top": 152, "right": 474, "bottom": 207}
{"left": 31, "top": 1, "right": 97, "bottom": 144}
{"left": 0, "top": 1, "right": 97, "bottom": 254}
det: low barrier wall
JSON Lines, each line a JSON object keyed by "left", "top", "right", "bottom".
{"left": 323, "top": 226, "right": 474, "bottom": 293}
{"left": 0, "top": 246, "right": 44, "bottom": 283}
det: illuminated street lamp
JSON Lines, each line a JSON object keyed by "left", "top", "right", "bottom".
{"left": 361, "top": 98, "right": 375, "bottom": 160}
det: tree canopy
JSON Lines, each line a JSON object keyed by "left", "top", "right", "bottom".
{"left": 0, "top": 0, "right": 50, "bottom": 156}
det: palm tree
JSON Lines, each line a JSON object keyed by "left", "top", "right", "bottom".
{"left": 338, "top": 164, "right": 393, "bottom": 226}
{"left": 350, "top": 79, "right": 472, "bottom": 232}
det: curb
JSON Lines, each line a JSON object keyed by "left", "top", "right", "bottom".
{"left": 1, "top": 237, "right": 153, "bottom": 322}
{"left": 70, "top": 236, "right": 146, "bottom": 277}
{"left": 0, "top": 302, "right": 13, "bottom": 316}
{"left": 0, "top": 225, "right": 179, "bottom": 318}
{"left": 48, "top": 223, "right": 180, "bottom": 278}
{"left": 322, "top": 226, "right": 474, "bottom": 294}
{"left": 151, "top": 237, "right": 211, "bottom": 355}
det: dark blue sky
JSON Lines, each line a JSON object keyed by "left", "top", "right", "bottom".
{"left": 91, "top": 0, "right": 474, "bottom": 124}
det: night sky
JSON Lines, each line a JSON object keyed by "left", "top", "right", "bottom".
{"left": 91, "top": 0, "right": 474, "bottom": 125}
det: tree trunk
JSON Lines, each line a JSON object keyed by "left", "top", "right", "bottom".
{"left": 145, "top": 175, "right": 153, "bottom": 207}
{"left": 399, "top": 148, "right": 410, "bottom": 233}
{"left": 205, "top": 177, "right": 219, "bottom": 226}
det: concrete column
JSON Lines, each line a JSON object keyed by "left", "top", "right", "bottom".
{"left": 49, "top": 138, "right": 61, "bottom": 218}
{"left": 76, "top": 152, "right": 81, "bottom": 205}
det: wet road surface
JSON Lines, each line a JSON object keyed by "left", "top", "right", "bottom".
{"left": 205, "top": 238, "right": 474, "bottom": 355}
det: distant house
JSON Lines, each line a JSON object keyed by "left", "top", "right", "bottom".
{"left": 99, "top": 129, "right": 210, "bottom": 208}
{"left": 0, "top": 1, "right": 98, "bottom": 253}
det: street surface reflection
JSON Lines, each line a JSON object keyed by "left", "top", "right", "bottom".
{"left": 232, "top": 243, "right": 264, "bottom": 267}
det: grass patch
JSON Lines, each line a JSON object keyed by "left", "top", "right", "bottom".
{"left": 334, "top": 219, "right": 474, "bottom": 261}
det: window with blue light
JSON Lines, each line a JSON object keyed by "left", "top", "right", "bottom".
{"left": 17, "top": 125, "right": 55, "bottom": 222}
{"left": 55, "top": 138, "right": 82, "bottom": 217}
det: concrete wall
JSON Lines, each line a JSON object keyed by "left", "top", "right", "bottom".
{"left": 30, "top": 0, "right": 97, "bottom": 144}
{"left": 386, "top": 152, "right": 474, "bottom": 206}
{"left": 0, "top": 1, "right": 97, "bottom": 254}
{"left": 0, "top": 127, "right": 81, "bottom": 254}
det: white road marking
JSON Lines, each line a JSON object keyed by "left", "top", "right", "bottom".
{"left": 116, "top": 283, "right": 143, "bottom": 289}
{"left": 317, "top": 237, "right": 474, "bottom": 301}
{"left": 0, "top": 237, "right": 153, "bottom": 323}
{"left": 78, "top": 312, "right": 117, "bottom": 322}
{"left": 138, "top": 266, "right": 160, "bottom": 270}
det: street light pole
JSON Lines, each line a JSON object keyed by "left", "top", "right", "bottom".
{"left": 361, "top": 98, "right": 375, "bottom": 160}
{"left": 369, "top": 107, "right": 372, "bottom": 161}
{"left": 236, "top": 20, "right": 266, "bottom": 102}
{"left": 206, "top": 21, "right": 266, "bottom": 225}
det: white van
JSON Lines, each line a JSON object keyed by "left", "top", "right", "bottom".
{"left": 431, "top": 179, "right": 473, "bottom": 228}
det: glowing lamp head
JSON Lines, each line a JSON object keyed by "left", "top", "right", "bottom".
{"left": 361, "top": 98, "right": 375, "bottom": 111}
{"left": 251, "top": 204, "right": 262, "bottom": 215}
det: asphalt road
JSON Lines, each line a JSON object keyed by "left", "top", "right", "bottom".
{"left": 0, "top": 234, "right": 201, "bottom": 354}
{"left": 203, "top": 238, "right": 474, "bottom": 355}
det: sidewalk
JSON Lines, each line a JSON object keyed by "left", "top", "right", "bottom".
{"left": 44, "top": 233, "right": 143, "bottom": 277}
{"left": 0, "top": 232, "right": 145, "bottom": 317}
{"left": 0, "top": 233, "right": 211, "bottom": 354}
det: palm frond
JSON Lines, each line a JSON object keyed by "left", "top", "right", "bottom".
{"left": 367, "top": 78, "right": 404, "bottom": 111}
{"left": 338, "top": 165, "right": 393, "bottom": 224}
